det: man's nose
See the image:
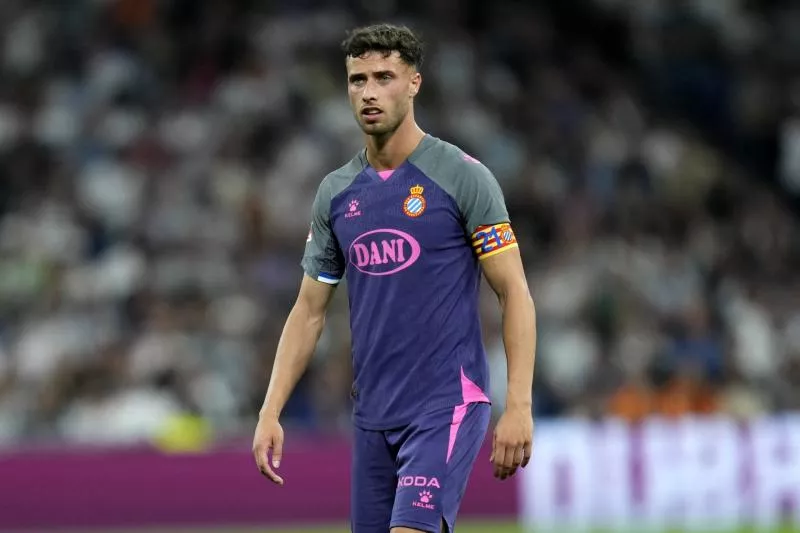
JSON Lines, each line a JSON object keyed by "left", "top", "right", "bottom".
{"left": 361, "top": 80, "right": 377, "bottom": 102}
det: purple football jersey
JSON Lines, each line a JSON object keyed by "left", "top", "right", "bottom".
{"left": 301, "top": 135, "right": 518, "bottom": 429}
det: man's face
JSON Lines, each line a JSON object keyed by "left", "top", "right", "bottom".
{"left": 346, "top": 51, "right": 420, "bottom": 136}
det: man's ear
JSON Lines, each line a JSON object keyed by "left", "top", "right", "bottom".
{"left": 410, "top": 72, "right": 421, "bottom": 97}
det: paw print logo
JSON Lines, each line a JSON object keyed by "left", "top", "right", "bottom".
{"left": 419, "top": 490, "right": 433, "bottom": 503}
{"left": 349, "top": 199, "right": 359, "bottom": 212}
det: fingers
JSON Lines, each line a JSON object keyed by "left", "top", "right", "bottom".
{"left": 491, "top": 414, "right": 535, "bottom": 480}
{"left": 490, "top": 430, "right": 499, "bottom": 476}
{"left": 512, "top": 446, "right": 525, "bottom": 470}
{"left": 502, "top": 445, "right": 518, "bottom": 479}
{"left": 261, "top": 453, "right": 285, "bottom": 485}
{"left": 522, "top": 441, "right": 532, "bottom": 468}
{"left": 491, "top": 443, "right": 504, "bottom": 479}
{"left": 498, "top": 445, "right": 509, "bottom": 474}
{"left": 253, "top": 436, "right": 284, "bottom": 486}
{"left": 492, "top": 439, "right": 532, "bottom": 480}
{"left": 492, "top": 442, "right": 512, "bottom": 480}
{"left": 272, "top": 437, "right": 283, "bottom": 469}
{"left": 491, "top": 431, "right": 512, "bottom": 480}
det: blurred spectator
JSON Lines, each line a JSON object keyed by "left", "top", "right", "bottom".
{"left": 0, "top": 0, "right": 798, "bottom": 447}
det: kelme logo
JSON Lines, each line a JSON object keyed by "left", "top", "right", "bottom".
{"left": 349, "top": 229, "right": 421, "bottom": 276}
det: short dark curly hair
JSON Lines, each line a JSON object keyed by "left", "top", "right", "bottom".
{"left": 341, "top": 23, "right": 425, "bottom": 70}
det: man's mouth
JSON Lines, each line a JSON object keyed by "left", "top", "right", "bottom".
{"left": 361, "top": 107, "right": 383, "bottom": 118}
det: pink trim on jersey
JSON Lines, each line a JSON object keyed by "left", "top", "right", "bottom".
{"left": 377, "top": 169, "right": 394, "bottom": 180}
{"left": 460, "top": 367, "right": 490, "bottom": 404}
{"left": 447, "top": 404, "right": 469, "bottom": 464}
{"left": 446, "top": 367, "right": 491, "bottom": 463}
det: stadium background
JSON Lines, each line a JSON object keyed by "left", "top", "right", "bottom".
{"left": 0, "top": 0, "right": 799, "bottom": 531}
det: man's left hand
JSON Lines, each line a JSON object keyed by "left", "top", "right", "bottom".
{"left": 490, "top": 406, "right": 533, "bottom": 480}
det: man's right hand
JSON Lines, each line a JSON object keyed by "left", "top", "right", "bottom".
{"left": 253, "top": 414, "right": 285, "bottom": 485}
{"left": 252, "top": 277, "right": 336, "bottom": 486}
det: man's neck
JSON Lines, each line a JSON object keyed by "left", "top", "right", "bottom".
{"left": 365, "top": 120, "right": 425, "bottom": 171}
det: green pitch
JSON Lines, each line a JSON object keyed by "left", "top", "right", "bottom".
{"left": 268, "top": 524, "right": 520, "bottom": 533}
{"left": 91, "top": 524, "right": 519, "bottom": 533}
{"left": 264, "top": 526, "right": 797, "bottom": 533}
{"left": 122, "top": 525, "right": 519, "bottom": 533}
{"left": 103, "top": 524, "right": 800, "bottom": 533}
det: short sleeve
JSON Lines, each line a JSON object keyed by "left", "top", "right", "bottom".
{"left": 300, "top": 180, "right": 345, "bottom": 284}
{"left": 456, "top": 161, "right": 519, "bottom": 261}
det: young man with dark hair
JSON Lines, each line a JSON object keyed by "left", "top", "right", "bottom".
{"left": 253, "top": 23, "right": 536, "bottom": 533}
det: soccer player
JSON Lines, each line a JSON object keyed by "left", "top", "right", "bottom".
{"left": 253, "top": 23, "right": 536, "bottom": 533}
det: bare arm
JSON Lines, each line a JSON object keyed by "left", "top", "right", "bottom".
{"left": 260, "top": 274, "right": 337, "bottom": 419}
{"left": 441, "top": 151, "right": 534, "bottom": 478}
{"left": 253, "top": 275, "right": 337, "bottom": 484}
{"left": 255, "top": 172, "right": 344, "bottom": 484}
{"left": 481, "top": 246, "right": 536, "bottom": 480}
{"left": 481, "top": 247, "right": 536, "bottom": 411}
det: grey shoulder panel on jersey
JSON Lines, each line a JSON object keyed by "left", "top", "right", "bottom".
{"left": 301, "top": 153, "right": 366, "bottom": 283}
{"left": 323, "top": 152, "right": 368, "bottom": 202}
{"left": 410, "top": 136, "right": 510, "bottom": 235}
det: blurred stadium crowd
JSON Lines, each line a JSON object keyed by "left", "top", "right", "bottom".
{"left": 0, "top": 0, "right": 798, "bottom": 447}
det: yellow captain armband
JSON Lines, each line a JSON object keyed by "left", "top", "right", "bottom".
{"left": 471, "top": 222, "right": 518, "bottom": 260}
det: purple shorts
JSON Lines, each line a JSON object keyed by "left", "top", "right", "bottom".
{"left": 351, "top": 402, "right": 491, "bottom": 533}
